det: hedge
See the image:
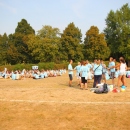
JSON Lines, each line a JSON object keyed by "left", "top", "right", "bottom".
{"left": 0, "top": 62, "right": 77, "bottom": 71}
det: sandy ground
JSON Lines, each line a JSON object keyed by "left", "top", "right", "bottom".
{"left": 0, "top": 72, "right": 130, "bottom": 130}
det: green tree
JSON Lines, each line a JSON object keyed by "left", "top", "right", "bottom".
{"left": 13, "top": 19, "right": 35, "bottom": 63}
{"left": 37, "top": 25, "right": 61, "bottom": 62}
{"left": 26, "top": 26, "right": 61, "bottom": 63}
{"left": 60, "top": 22, "right": 83, "bottom": 62}
{"left": 0, "top": 33, "right": 8, "bottom": 64}
{"left": 6, "top": 34, "right": 20, "bottom": 64}
{"left": 84, "top": 26, "right": 110, "bottom": 60}
{"left": 104, "top": 3, "right": 130, "bottom": 60}
{"left": 24, "top": 34, "right": 41, "bottom": 63}
{"left": 15, "top": 19, "right": 35, "bottom": 35}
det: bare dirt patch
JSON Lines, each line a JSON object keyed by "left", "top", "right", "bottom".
{"left": 0, "top": 72, "right": 130, "bottom": 130}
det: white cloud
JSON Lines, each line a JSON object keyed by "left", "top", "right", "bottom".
{"left": 0, "top": 1, "right": 17, "bottom": 14}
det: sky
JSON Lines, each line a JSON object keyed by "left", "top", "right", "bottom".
{"left": 0, "top": 0, "right": 130, "bottom": 39}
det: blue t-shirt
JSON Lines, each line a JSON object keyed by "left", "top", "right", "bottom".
{"left": 86, "top": 63, "right": 92, "bottom": 71}
{"left": 93, "top": 64, "right": 103, "bottom": 75}
{"left": 74, "top": 65, "right": 81, "bottom": 75}
{"left": 108, "top": 61, "right": 115, "bottom": 72}
{"left": 80, "top": 65, "right": 89, "bottom": 77}
{"left": 68, "top": 64, "right": 73, "bottom": 75}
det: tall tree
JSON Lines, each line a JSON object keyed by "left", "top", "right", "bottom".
{"left": 24, "top": 34, "right": 41, "bottom": 63}
{"left": 0, "top": 33, "right": 8, "bottom": 64}
{"left": 6, "top": 34, "right": 20, "bottom": 64}
{"left": 37, "top": 25, "right": 61, "bottom": 62}
{"left": 104, "top": 3, "right": 130, "bottom": 60}
{"left": 60, "top": 22, "right": 83, "bottom": 62}
{"left": 15, "top": 19, "right": 35, "bottom": 35}
{"left": 26, "top": 26, "right": 61, "bottom": 63}
{"left": 84, "top": 26, "right": 110, "bottom": 60}
{"left": 13, "top": 19, "right": 35, "bottom": 63}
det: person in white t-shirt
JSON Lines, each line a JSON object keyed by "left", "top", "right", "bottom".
{"left": 111, "top": 57, "right": 127, "bottom": 87}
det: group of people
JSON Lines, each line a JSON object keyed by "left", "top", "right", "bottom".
{"left": 0, "top": 68, "right": 66, "bottom": 80}
{"left": 68, "top": 57, "right": 129, "bottom": 90}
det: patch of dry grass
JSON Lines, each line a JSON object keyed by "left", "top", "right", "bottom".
{"left": 0, "top": 72, "right": 130, "bottom": 130}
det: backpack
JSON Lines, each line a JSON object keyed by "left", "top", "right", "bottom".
{"left": 94, "top": 83, "right": 108, "bottom": 94}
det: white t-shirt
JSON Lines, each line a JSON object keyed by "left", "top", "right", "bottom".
{"left": 119, "top": 63, "right": 126, "bottom": 75}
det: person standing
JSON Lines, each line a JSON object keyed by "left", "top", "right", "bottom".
{"left": 68, "top": 60, "right": 73, "bottom": 87}
{"left": 86, "top": 60, "right": 93, "bottom": 80}
{"left": 101, "top": 60, "right": 107, "bottom": 83}
{"left": 108, "top": 57, "right": 116, "bottom": 86}
{"left": 111, "top": 57, "right": 127, "bottom": 87}
{"left": 80, "top": 61, "right": 89, "bottom": 90}
{"left": 74, "top": 62, "right": 81, "bottom": 86}
{"left": 93, "top": 59, "right": 103, "bottom": 88}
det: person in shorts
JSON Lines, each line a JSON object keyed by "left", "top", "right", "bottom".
{"left": 80, "top": 61, "right": 89, "bottom": 90}
{"left": 111, "top": 57, "right": 127, "bottom": 87}
{"left": 74, "top": 62, "right": 81, "bottom": 86}
{"left": 68, "top": 60, "right": 73, "bottom": 87}
{"left": 108, "top": 57, "right": 115, "bottom": 86}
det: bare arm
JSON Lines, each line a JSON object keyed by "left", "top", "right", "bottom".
{"left": 110, "top": 63, "right": 120, "bottom": 69}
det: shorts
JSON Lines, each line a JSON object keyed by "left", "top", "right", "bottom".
{"left": 110, "top": 72, "right": 115, "bottom": 79}
{"left": 119, "top": 72, "right": 126, "bottom": 76}
{"left": 76, "top": 73, "right": 81, "bottom": 79}
{"left": 81, "top": 77, "right": 87, "bottom": 84}
{"left": 69, "top": 74, "right": 73, "bottom": 80}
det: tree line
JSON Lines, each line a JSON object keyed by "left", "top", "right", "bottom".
{"left": 0, "top": 3, "right": 130, "bottom": 65}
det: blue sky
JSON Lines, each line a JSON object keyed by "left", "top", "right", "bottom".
{"left": 0, "top": 0, "right": 129, "bottom": 39}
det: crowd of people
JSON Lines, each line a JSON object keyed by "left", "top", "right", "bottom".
{"left": 0, "top": 68, "right": 66, "bottom": 80}
{"left": 68, "top": 57, "right": 130, "bottom": 90}
{"left": 0, "top": 57, "right": 130, "bottom": 91}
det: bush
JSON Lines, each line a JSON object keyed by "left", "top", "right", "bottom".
{"left": 0, "top": 62, "right": 68, "bottom": 71}
{"left": 0, "top": 62, "right": 90, "bottom": 71}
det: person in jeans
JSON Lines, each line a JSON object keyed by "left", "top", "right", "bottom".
{"left": 93, "top": 59, "right": 103, "bottom": 88}
{"left": 68, "top": 59, "right": 73, "bottom": 87}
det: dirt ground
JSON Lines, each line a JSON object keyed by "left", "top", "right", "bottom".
{"left": 0, "top": 72, "right": 130, "bottom": 130}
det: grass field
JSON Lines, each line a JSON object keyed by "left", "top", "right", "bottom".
{"left": 0, "top": 72, "right": 130, "bottom": 130}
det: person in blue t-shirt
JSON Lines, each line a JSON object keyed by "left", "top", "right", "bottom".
{"left": 93, "top": 59, "right": 103, "bottom": 88}
{"left": 108, "top": 57, "right": 115, "bottom": 86}
{"left": 74, "top": 62, "right": 81, "bottom": 86}
{"left": 80, "top": 61, "right": 89, "bottom": 90}
{"left": 101, "top": 60, "right": 107, "bottom": 83}
{"left": 68, "top": 60, "right": 73, "bottom": 87}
